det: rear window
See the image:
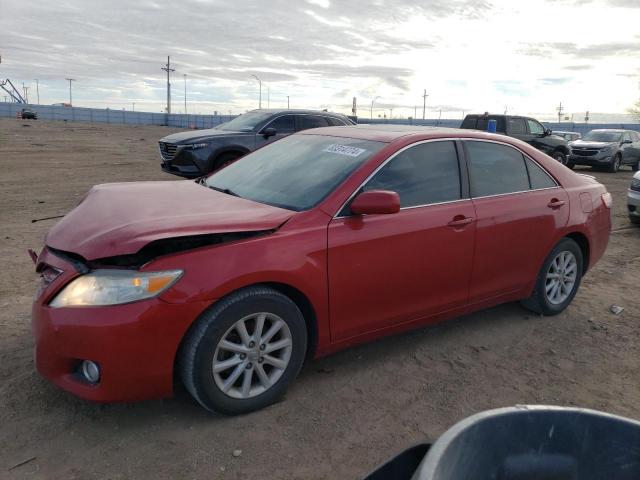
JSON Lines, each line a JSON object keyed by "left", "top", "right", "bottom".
{"left": 461, "top": 116, "right": 506, "bottom": 133}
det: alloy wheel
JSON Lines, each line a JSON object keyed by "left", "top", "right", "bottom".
{"left": 212, "top": 312, "right": 293, "bottom": 399}
{"left": 545, "top": 251, "right": 578, "bottom": 305}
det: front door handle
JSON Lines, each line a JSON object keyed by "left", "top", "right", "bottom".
{"left": 547, "top": 199, "right": 566, "bottom": 209}
{"left": 447, "top": 216, "right": 474, "bottom": 228}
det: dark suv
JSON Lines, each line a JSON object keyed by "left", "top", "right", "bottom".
{"left": 158, "top": 109, "right": 354, "bottom": 178}
{"left": 461, "top": 114, "right": 570, "bottom": 164}
{"left": 568, "top": 129, "right": 640, "bottom": 172}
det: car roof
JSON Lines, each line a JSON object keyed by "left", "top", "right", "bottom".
{"left": 247, "top": 108, "right": 348, "bottom": 117}
{"left": 300, "top": 124, "right": 507, "bottom": 143}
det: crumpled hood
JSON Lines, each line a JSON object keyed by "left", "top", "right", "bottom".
{"left": 570, "top": 140, "right": 616, "bottom": 149}
{"left": 45, "top": 181, "right": 294, "bottom": 260}
{"left": 159, "top": 128, "right": 252, "bottom": 144}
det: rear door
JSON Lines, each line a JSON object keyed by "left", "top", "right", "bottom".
{"left": 327, "top": 140, "right": 476, "bottom": 341}
{"left": 296, "top": 115, "right": 330, "bottom": 132}
{"left": 620, "top": 131, "right": 634, "bottom": 165}
{"left": 463, "top": 140, "right": 569, "bottom": 303}
{"left": 506, "top": 117, "right": 529, "bottom": 143}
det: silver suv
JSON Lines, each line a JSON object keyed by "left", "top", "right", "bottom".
{"left": 158, "top": 109, "right": 354, "bottom": 178}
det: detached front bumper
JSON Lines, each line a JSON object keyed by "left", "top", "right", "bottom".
{"left": 32, "top": 249, "right": 210, "bottom": 403}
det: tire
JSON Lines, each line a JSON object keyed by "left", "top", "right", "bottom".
{"left": 520, "top": 238, "right": 584, "bottom": 316}
{"left": 630, "top": 215, "right": 640, "bottom": 225}
{"left": 632, "top": 162, "right": 639, "bottom": 172}
{"left": 551, "top": 151, "right": 567, "bottom": 165}
{"left": 179, "top": 286, "right": 307, "bottom": 415}
{"left": 212, "top": 152, "right": 240, "bottom": 172}
{"left": 608, "top": 154, "right": 621, "bottom": 173}
{"left": 565, "top": 161, "right": 575, "bottom": 170}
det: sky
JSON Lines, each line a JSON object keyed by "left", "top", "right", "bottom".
{"left": 0, "top": 0, "right": 639, "bottom": 121}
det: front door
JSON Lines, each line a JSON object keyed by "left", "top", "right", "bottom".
{"left": 254, "top": 114, "right": 296, "bottom": 149}
{"left": 327, "top": 140, "right": 476, "bottom": 342}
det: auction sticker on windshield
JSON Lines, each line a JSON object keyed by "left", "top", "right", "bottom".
{"left": 323, "top": 144, "right": 367, "bottom": 157}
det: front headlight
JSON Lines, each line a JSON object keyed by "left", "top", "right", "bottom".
{"left": 184, "top": 143, "right": 208, "bottom": 150}
{"left": 631, "top": 177, "right": 640, "bottom": 191}
{"left": 600, "top": 144, "right": 615, "bottom": 153}
{"left": 50, "top": 269, "right": 183, "bottom": 307}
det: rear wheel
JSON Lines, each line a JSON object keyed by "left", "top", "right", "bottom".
{"left": 179, "top": 286, "right": 307, "bottom": 415}
{"left": 608, "top": 154, "right": 621, "bottom": 173}
{"left": 632, "top": 162, "right": 639, "bottom": 172}
{"left": 521, "top": 238, "right": 583, "bottom": 316}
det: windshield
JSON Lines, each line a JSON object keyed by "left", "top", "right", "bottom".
{"left": 205, "top": 134, "right": 385, "bottom": 211}
{"left": 217, "top": 111, "right": 274, "bottom": 132}
{"left": 583, "top": 131, "right": 622, "bottom": 142}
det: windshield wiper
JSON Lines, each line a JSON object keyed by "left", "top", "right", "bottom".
{"left": 208, "top": 185, "right": 240, "bottom": 197}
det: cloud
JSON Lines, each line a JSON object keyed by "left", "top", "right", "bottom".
{"left": 520, "top": 41, "right": 640, "bottom": 59}
{"left": 538, "top": 77, "right": 572, "bottom": 85}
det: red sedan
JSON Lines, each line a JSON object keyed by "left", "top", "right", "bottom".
{"left": 32, "top": 125, "right": 612, "bottom": 414}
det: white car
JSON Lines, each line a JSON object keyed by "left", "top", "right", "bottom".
{"left": 629, "top": 171, "right": 640, "bottom": 225}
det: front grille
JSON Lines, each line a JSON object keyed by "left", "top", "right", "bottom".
{"left": 571, "top": 148, "right": 599, "bottom": 157}
{"left": 159, "top": 142, "right": 178, "bottom": 161}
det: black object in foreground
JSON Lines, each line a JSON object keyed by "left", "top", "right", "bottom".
{"left": 364, "top": 405, "right": 640, "bottom": 480}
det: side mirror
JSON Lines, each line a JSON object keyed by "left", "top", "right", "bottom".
{"left": 261, "top": 127, "right": 277, "bottom": 138}
{"left": 351, "top": 190, "right": 400, "bottom": 215}
{"left": 544, "top": 128, "right": 552, "bottom": 136}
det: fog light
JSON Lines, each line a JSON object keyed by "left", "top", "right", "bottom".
{"left": 81, "top": 360, "right": 100, "bottom": 384}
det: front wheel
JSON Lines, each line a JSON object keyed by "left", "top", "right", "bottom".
{"left": 608, "top": 154, "right": 621, "bottom": 173}
{"left": 179, "top": 286, "right": 307, "bottom": 414}
{"left": 520, "top": 238, "right": 583, "bottom": 316}
{"left": 551, "top": 151, "right": 567, "bottom": 165}
{"left": 212, "top": 152, "right": 240, "bottom": 172}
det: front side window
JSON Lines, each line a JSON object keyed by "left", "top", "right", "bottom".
{"left": 206, "top": 135, "right": 385, "bottom": 211}
{"left": 466, "top": 141, "right": 530, "bottom": 197}
{"left": 622, "top": 132, "right": 631, "bottom": 143}
{"left": 363, "top": 141, "right": 461, "bottom": 208}
{"left": 527, "top": 119, "right": 545, "bottom": 135}
{"left": 267, "top": 115, "right": 295, "bottom": 134}
{"left": 299, "top": 115, "right": 329, "bottom": 130}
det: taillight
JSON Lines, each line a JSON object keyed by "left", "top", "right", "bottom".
{"left": 601, "top": 192, "right": 612, "bottom": 209}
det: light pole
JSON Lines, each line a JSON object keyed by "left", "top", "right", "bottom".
{"left": 250, "top": 74, "right": 262, "bottom": 109}
{"left": 370, "top": 96, "right": 380, "bottom": 119}
{"left": 287, "top": 95, "right": 290, "bottom": 109}
{"left": 183, "top": 74, "right": 187, "bottom": 114}
{"left": 65, "top": 78, "right": 75, "bottom": 106}
{"left": 132, "top": 102, "right": 135, "bottom": 111}
{"left": 422, "top": 89, "right": 428, "bottom": 120}
{"left": 35, "top": 79, "right": 40, "bottom": 104}
{"left": 267, "top": 86, "right": 270, "bottom": 108}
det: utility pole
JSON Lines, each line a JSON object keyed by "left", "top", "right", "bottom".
{"left": 504, "top": 105, "right": 508, "bottom": 115}
{"left": 250, "top": 74, "right": 262, "bottom": 109}
{"left": 287, "top": 95, "right": 290, "bottom": 109}
{"left": 161, "top": 56, "right": 174, "bottom": 114}
{"left": 35, "top": 79, "right": 40, "bottom": 104}
{"left": 370, "top": 96, "right": 380, "bottom": 119}
{"left": 65, "top": 78, "right": 75, "bottom": 105}
{"left": 183, "top": 73, "right": 187, "bottom": 114}
{"left": 556, "top": 101, "right": 564, "bottom": 123}
{"left": 132, "top": 102, "right": 135, "bottom": 111}
{"left": 414, "top": 106, "right": 417, "bottom": 119}
{"left": 22, "top": 83, "right": 29, "bottom": 103}
{"left": 422, "top": 89, "right": 428, "bottom": 120}
{"left": 267, "top": 86, "right": 270, "bottom": 108}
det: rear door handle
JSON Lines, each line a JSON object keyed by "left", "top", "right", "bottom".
{"left": 447, "top": 216, "right": 474, "bottom": 228}
{"left": 547, "top": 199, "right": 565, "bottom": 209}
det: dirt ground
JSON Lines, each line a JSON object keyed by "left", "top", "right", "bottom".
{"left": 1, "top": 118, "right": 638, "bottom": 479}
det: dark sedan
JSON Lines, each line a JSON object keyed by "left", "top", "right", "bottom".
{"left": 158, "top": 109, "right": 354, "bottom": 178}
{"left": 568, "top": 129, "right": 640, "bottom": 172}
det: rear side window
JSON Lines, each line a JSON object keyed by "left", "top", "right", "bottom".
{"left": 268, "top": 115, "right": 295, "bottom": 133}
{"left": 525, "top": 158, "right": 557, "bottom": 189}
{"left": 298, "top": 115, "right": 329, "bottom": 130}
{"left": 507, "top": 118, "right": 527, "bottom": 135}
{"left": 461, "top": 116, "right": 478, "bottom": 129}
{"left": 622, "top": 132, "right": 631, "bottom": 142}
{"left": 363, "top": 141, "right": 461, "bottom": 208}
{"left": 631, "top": 132, "right": 640, "bottom": 142}
{"left": 466, "top": 141, "right": 530, "bottom": 197}
{"left": 326, "top": 117, "right": 347, "bottom": 126}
